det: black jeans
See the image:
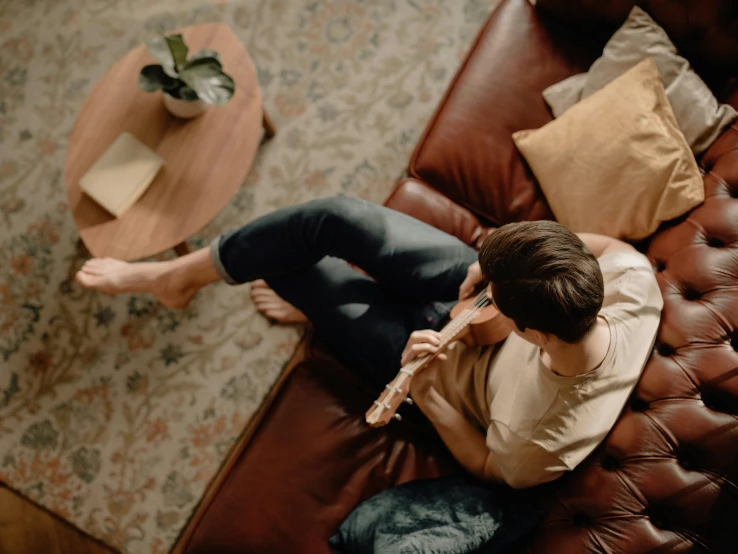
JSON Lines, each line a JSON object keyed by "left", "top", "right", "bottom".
{"left": 211, "top": 195, "right": 478, "bottom": 387}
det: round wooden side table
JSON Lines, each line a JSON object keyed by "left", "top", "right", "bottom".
{"left": 65, "top": 23, "right": 275, "bottom": 261}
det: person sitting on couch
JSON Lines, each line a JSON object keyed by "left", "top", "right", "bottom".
{"left": 75, "top": 194, "right": 662, "bottom": 489}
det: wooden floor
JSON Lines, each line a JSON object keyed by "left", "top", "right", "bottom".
{"left": 0, "top": 486, "right": 114, "bottom": 554}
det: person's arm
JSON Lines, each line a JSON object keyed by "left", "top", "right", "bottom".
{"left": 409, "top": 362, "right": 503, "bottom": 482}
{"left": 421, "top": 388, "right": 504, "bottom": 482}
{"left": 576, "top": 232, "right": 636, "bottom": 258}
{"left": 408, "top": 362, "right": 570, "bottom": 488}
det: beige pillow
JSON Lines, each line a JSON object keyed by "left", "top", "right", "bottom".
{"left": 513, "top": 57, "right": 703, "bottom": 241}
{"left": 543, "top": 6, "right": 737, "bottom": 156}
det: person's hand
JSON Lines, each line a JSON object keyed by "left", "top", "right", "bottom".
{"left": 401, "top": 330, "right": 448, "bottom": 367}
{"left": 408, "top": 357, "right": 441, "bottom": 408}
{"left": 458, "top": 260, "right": 483, "bottom": 301}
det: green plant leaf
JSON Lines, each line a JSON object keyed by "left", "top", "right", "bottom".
{"left": 181, "top": 56, "right": 223, "bottom": 71}
{"left": 190, "top": 49, "right": 220, "bottom": 64}
{"left": 179, "top": 58, "right": 235, "bottom": 105}
{"left": 138, "top": 64, "right": 178, "bottom": 92}
{"left": 164, "top": 34, "right": 188, "bottom": 68}
{"left": 145, "top": 37, "right": 177, "bottom": 77}
{"left": 177, "top": 85, "right": 199, "bottom": 101}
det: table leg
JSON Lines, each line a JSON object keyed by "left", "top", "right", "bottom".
{"left": 173, "top": 241, "right": 191, "bottom": 257}
{"left": 262, "top": 110, "right": 276, "bottom": 140}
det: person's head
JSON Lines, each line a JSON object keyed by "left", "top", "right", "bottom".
{"left": 478, "top": 220, "right": 603, "bottom": 347}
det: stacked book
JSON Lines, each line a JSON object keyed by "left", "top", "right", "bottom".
{"left": 79, "top": 132, "right": 163, "bottom": 217}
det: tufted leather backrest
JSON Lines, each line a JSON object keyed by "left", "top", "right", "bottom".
{"left": 405, "top": 3, "right": 738, "bottom": 550}
{"left": 520, "top": 125, "right": 738, "bottom": 553}
{"left": 536, "top": 0, "right": 738, "bottom": 84}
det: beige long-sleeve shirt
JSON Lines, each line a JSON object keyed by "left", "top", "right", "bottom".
{"left": 434, "top": 250, "right": 663, "bottom": 488}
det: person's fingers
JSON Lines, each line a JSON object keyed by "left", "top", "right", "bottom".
{"left": 458, "top": 278, "right": 471, "bottom": 300}
{"left": 459, "top": 261, "right": 483, "bottom": 301}
{"left": 407, "top": 330, "right": 441, "bottom": 345}
{"left": 401, "top": 342, "right": 440, "bottom": 366}
{"left": 438, "top": 353, "right": 447, "bottom": 361}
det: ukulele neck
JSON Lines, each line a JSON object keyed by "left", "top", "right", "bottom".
{"left": 365, "top": 291, "right": 490, "bottom": 426}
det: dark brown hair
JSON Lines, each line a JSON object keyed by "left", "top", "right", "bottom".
{"left": 478, "top": 220, "right": 603, "bottom": 343}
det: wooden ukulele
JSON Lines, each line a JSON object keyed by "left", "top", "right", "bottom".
{"left": 365, "top": 290, "right": 512, "bottom": 427}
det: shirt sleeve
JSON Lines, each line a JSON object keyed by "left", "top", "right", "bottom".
{"left": 486, "top": 420, "right": 570, "bottom": 489}
{"left": 598, "top": 250, "right": 664, "bottom": 315}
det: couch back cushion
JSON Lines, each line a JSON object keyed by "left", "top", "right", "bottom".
{"left": 409, "top": 0, "right": 604, "bottom": 226}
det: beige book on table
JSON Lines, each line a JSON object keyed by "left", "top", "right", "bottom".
{"left": 79, "top": 131, "right": 164, "bottom": 218}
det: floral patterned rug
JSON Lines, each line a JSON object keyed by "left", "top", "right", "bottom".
{"left": 0, "top": 0, "right": 497, "bottom": 552}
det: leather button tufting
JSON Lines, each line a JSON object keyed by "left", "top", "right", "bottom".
{"left": 677, "top": 449, "right": 696, "bottom": 470}
{"left": 683, "top": 288, "right": 701, "bottom": 301}
{"left": 706, "top": 237, "right": 725, "bottom": 248}
{"left": 657, "top": 343, "right": 674, "bottom": 357}
{"left": 701, "top": 390, "right": 738, "bottom": 415}
{"left": 630, "top": 397, "right": 650, "bottom": 412}
{"left": 702, "top": 392, "right": 715, "bottom": 411}
{"left": 601, "top": 456, "right": 619, "bottom": 471}
{"left": 572, "top": 514, "right": 591, "bottom": 527}
{"left": 647, "top": 505, "right": 676, "bottom": 531}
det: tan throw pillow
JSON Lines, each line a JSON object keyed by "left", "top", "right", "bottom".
{"left": 542, "top": 6, "right": 737, "bottom": 156}
{"left": 513, "top": 58, "right": 703, "bottom": 241}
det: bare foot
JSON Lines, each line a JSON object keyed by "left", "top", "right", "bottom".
{"left": 250, "top": 280, "right": 307, "bottom": 324}
{"left": 75, "top": 258, "right": 196, "bottom": 309}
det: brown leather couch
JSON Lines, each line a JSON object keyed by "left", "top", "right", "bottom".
{"left": 177, "top": 1, "right": 738, "bottom": 552}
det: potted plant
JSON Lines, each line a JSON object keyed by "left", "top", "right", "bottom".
{"left": 138, "top": 33, "right": 235, "bottom": 119}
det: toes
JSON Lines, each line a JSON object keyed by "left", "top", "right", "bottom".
{"left": 254, "top": 299, "right": 280, "bottom": 311}
{"left": 263, "top": 306, "right": 288, "bottom": 320}
{"left": 264, "top": 308, "right": 287, "bottom": 321}
{"left": 75, "top": 270, "right": 95, "bottom": 287}
{"left": 249, "top": 284, "right": 306, "bottom": 324}
{"left": 254, "top": 299, "right": 287, "bottom": 317}
{"left": 83, "top": 259, "right": 105, "bottom": 273}
{"left": 251, "top": 289, "right": 276, "bottom": 302}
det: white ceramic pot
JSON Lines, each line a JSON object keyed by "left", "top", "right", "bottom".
{"left": 162, "top": 92, "right": 209, "bottom": 119}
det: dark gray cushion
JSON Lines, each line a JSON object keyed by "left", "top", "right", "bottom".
{"left": 329, "top": 477, "right": 543, "bottom": 554}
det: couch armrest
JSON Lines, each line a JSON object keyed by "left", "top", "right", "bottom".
{"left": 384, "top": 178, "right": 494, "bottom": 249}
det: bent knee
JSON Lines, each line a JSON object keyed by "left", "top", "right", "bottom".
{"left": 304, "top": 194, "right": 374, "bottom": 229}
{"left": 312, "top": 194, "right": 363, "bottom": 216}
